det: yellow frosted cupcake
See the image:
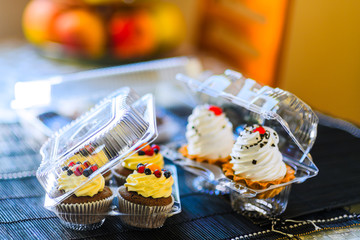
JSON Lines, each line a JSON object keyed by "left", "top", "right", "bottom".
{"left": 112, "top": 144, "right": 164, "bottom": 185}
{"left": 117, "top": 163, "right": 174, "bottom": 228}
{"left": 54, "top": 163, "right": 114, "bottom": 229}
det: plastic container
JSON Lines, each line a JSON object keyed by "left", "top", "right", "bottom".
{"left": 12, "top": 56, "right": 202, "bottom": 138}
{"left": 37, "top": 87, "right": 181, "bottom": 230}
{"left": 163, "top": 69, "right": 319, "bottom": 217}
{"left": 22, "top": 0, "right": 186, "bottom": 64}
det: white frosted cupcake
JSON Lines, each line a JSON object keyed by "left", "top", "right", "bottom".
{"left": 223, "top": 125, "right": 295, "bottom": 199}
{"left": 179, "top": 105, "right": 234, "bottom": 165}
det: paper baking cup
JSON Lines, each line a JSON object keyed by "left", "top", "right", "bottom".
{"left": 179, "top": 145, "right": 231, "bottom": 166}
{"left": 117, "top": 193, "right": 174, "bottom": 229}
{"left": 55, "top": 194, "right": 114, "bottom": 229}
{"left": 112, "top": 169, "right": 127, "bottom": 186}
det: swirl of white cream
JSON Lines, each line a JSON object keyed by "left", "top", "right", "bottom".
{"left": 230, "top": 125, "right": 286, "bottom": 181}
{"left": 185, "top": 105, "right": 233, "bottom": 160}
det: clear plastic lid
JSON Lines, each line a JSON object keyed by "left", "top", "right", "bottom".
{"left": 36, "top": 87, "right": 157, "bottom": 205}
{"left": 166, "top": 70, "right": 319, "bottom": 197}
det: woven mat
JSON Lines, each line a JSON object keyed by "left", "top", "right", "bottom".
{"left": 0, "top": 122, "right": 360, "bottom": 239}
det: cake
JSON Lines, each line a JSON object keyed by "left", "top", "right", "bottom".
{"left": 112, "top": 143, "right": 164, "bottom": 185}
{"left": 222, "top": 125, "right": 295, "bottom": 199}
{"left": 179, "top": 105, "right": 234, "bottom": 165}
{"left": 54, "top": 160, "right": 114, "bottom": 229}
{"left": 117, "top": 163, "right": 174, "bottom": 229}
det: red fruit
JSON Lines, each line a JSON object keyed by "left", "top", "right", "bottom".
{"left": 208, "top": 106, "right": 222, "bottom": 116}
{"left": 145, "top": 148, "right": 154, "bottom": 156}
{"left": 83, "top": 161, "right": 91, "bottom": 168}
{"left": 137, "top": 165, "right": 145, "bottom": 173}
{"left": 253, "top": 126, "right": 266, "bottom": 135}
{"left": 73, "top": 168, "right": 82, "bottom": 176}
{"left": 90, "top": 164, "right": 98, "bottom": 172}
{"left": 154, "top": 169, "right": 161, "bottom": 178}
{"left": 151, "top": 144, "right": 160, "bottom": 153}
{"left": 68, "top": 161, "right": 75, "bottom": 167}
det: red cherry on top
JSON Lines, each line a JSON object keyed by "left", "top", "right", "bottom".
{"left": 208, "top": 106, "right": 222, "bottom": 116}
{"left": 137, "top": 165, "right": 145, "bottom": 173}
{"left": 253, "top": 126, "right": 266, "bottom": 135}
{"left": 154, "top": 169, "right": 162, "bottom": 178}
{"left": 145, "top": 148, "right": 154, "bottom": 156}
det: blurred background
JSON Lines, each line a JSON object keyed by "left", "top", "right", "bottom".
{"left": 0, "top": 0, "right": 359, "bottom": 125}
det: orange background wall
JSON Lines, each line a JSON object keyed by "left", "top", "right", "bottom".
{"left": 277, "top": 0, "right": 360, "bottom": 125}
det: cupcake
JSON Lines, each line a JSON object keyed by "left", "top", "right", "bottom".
{"left": 179, "top": 105, "right": 234, "bottom": 165}
{"left": 54, "top": 161, "right": 114, "bottom": 229}
{"left": 222, "top": 125, "right": 295, "bottom": 199}
{"left": 112, "top": 144, "right": 164, "bottom": 185}
{"left": 117, "top": 163, "right": 174, "bottom": 229}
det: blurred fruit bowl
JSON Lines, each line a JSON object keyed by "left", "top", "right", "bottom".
{"left": 22, "top": 0, "right": 186, "bottom": 63}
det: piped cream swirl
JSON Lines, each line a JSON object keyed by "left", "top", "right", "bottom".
{"left": 230, "top": 125, "right": 286, "bottom": 181}
{"left": 125, "top": 171, "right": 173, "bottom": 198}
{"left": 185, "top": 105, "right": 233, "bottom": 160}
{"left": 58, "top": 173, "right": 105, "bottom": 197}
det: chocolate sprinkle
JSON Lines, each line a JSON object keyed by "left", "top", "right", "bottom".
{"left": 252, "top": 160, "right": 257, "bottom": 165}
{"left": 260, "top": 143, "right": 264, "bottom": 148}
{"left": 271, "top": 144, "right": 275, "bottom": 147}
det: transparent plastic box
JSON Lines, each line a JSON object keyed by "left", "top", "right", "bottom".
{"left": 163, "top": 69, "right": 319, "bottom": 217}
{"left": 36, "top": 87, "right": 181, "bottom": 230}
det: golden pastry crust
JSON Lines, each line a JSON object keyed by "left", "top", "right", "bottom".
{"left": 223, "top": 163, "right": 296, "bottom": 199}
{"left": 179, "top": 145, "right": 231, "bottom": 166}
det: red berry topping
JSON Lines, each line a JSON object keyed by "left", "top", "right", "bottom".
{"left": 253, "top": 126, "right": 266, "bottom": 135}
{"left": 208, "top": 106, "right": 222, "bottom": 116}
{"left": 73, "top": 168, "right": 82, "bottom": 176}
{"left": 154, "top": 169, "right": 161, "bottom": 178}
{"left": 151, "top": 144, "right": 160, "bottom": 154}
{"left": 137, "top": 165, "right": 145, "bottom": 173}
{"left": 90, "top": 164, "right": 98, "bottom": 172}
{"left": 145, "top": 148, "right": 154, "bottom": 156}
{"left": 68, "top": 161, "right": 75, "bottom": 167}
{"left": 83, "top": 161, "right": 91, "bottom": 168}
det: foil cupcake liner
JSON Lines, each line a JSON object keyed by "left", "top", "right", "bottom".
{"left": 117, "top": 193, "right": 174, "bottom": 229}
{"left": 55, "top": 194, "right": 114, "bottom": 225}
